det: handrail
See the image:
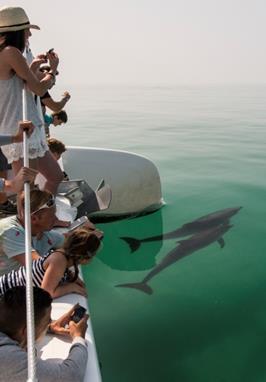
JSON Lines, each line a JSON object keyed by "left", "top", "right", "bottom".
{"left": 22, "top": 88, "right": 37, "bottom": 382}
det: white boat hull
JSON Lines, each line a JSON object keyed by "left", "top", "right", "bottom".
{"left": 38, "top": 284, "right": 102, "bottom": 382}
{"left": 62, "top": 146, "right": 163, "bottom": 217}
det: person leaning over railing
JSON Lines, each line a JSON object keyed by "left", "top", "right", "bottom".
{"left": 47, "top": 137, "right": 69, "bottom": 180}
{"left": 0, "top": 286, "right": 88, "bottom": 382}
{"left": 44, "top": 110, "right": 68, "bottom": 138}
{"left": 0, "top": 188, "right": 103, "bottom": 277}
{"left": 0, "top": 228, "right": 102, "bottom": 298}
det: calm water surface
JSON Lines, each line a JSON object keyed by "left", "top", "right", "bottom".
{"left": 54, "top": 84, "right": 266, "bottom": 382}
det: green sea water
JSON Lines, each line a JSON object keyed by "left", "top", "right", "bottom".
{"left": 54, "top": 84, "right": 266, "bottom": 382}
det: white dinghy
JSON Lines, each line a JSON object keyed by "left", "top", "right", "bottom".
{"left": 62, "top": 146, "right": 164, "bottom": 218}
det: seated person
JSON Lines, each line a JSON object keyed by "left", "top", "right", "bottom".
{"left": 0, "top": 188, "right": 101, "bottom": 276}
{"left": 0, "top": 228, "right": 102, "bottom": 298}
{"left": 44, "top": 110, "right": 68, "bottom": 138}
{"left": 47, "top": 137, "right": 69, "bottom": 180}
{"left": 0, "top": 286, "right": 89, "bottom": 381}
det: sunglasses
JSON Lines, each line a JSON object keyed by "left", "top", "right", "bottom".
{"left": 31, "top": 196, "right": 55, "bottom": 215}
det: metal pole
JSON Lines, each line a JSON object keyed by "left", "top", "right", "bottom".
{"left": 22, "top": 88, "right": 37, "bottom": 382}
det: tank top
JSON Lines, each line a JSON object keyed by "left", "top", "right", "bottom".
{"left": 0, "top": 74, "right": 48, "bottom": 163}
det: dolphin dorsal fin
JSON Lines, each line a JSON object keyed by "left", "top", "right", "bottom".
{"left": 217, "top": 238, "right": 225, "bottom": 248}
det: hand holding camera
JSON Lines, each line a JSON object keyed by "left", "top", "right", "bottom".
{"left": 46, "top": 48, "right": 59, "bottom": 73}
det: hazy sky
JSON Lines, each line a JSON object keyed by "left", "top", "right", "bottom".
{"left": 2, "top": 0, "right": 266, "bottom": 85}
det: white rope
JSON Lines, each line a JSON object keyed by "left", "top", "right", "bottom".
{"left": 22, "top": 88, "right": 38, "bottom": 382}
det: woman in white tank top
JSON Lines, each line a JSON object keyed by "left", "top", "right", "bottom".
{"left": 0, "top": 6, "right": 64, "bottom": 194}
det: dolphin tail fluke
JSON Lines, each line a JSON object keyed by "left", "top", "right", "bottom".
{"left": 116, "top": 282, "right": 153, "bottom": 295}
{"left": 120, "top": 237, "right": 141, "bottom": 253}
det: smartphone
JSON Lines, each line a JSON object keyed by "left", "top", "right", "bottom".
{"left": 71, "top": 305, "right": 86, "bottom": 323}
{"left": 69, "top": 216, "right": 88, "bottom": 231}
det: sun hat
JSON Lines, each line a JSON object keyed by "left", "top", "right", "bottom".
{"left": 0, "top": 6, "right": 40, "bottom": 33}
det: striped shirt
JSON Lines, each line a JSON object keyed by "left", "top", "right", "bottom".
{"left": 0, "top": 251, "right": 69, "bottom": 295}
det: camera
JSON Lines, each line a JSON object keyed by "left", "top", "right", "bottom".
{"left": 68, "top": 216, "right": 89, "bottom": 232}
{"left": 70, "top": 305, "right": 86, "bottom": 323}
{"left": 44, "top": 48, "right": 54, "bottom": 60}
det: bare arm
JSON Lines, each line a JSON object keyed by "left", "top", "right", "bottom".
{"left": 49, "top": 281, "right": 87, "bottom": 299}
{"left": 4, "top": 167, "right": 37, "bottom": 193}
{"left": 41, "top": 253, "right": 87, "bottom": 298}
{"left": 42, "top": 91, "right": 71, "bottom": 112}
{"left": 40, "top": 254, "right": 83, "bottom": 300}
{"left": 3, "top": 47, "right": 54, "bottom": 96}
{"left": 41, "top": 253, "right": 67, "bottom": 297}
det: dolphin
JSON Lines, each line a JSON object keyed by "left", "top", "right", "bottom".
{"left": 120, "top": 206, "right": 241, "bottom": 252}
{"left": 116, "top": 223, "right": 233, "bottom": 295}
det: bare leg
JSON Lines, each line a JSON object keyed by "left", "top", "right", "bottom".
{"left": 37, "top": 150, "right": 64, "bottom": 195}
{"left": 0, "top": 149, "right": 9, "bottom": 203}
{"left": 12, "top": 158, "right": 39, "bottom": 175}
{"left": 12, "top": 159, "right": 36, "bottom": 215}
{"left": 0, "top": 170, "right": 8, "bottom": 203}
{"left": 11, "top": 159, "right": 23, "bottom": 215}
{"left": 12, "top": 158, "right": 24, "bottom": 176}
{"left": 0, "top": 170, "right": 7, "bottom": 179}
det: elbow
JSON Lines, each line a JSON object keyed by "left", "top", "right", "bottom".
{"left": 68, "top": 370, "right": 85, "bottom": 382}
{"left": 42, "top": 287, "right": 56, "bottom": 298}
{"left": 35, "top": 87, "right": 47, "bottom": 97}
{"left": 49, "top": 290, "right": 58, "bottom": 299}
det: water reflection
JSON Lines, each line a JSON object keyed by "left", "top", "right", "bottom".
{"left": 96, "top": 209, "right": 163, "bottom": 271}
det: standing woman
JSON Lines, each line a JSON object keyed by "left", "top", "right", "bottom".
{"left": 0, "top": 6, "right": 63, "bottom": 194}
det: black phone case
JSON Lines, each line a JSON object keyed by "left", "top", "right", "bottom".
{"left": 71, "top": 306, "right": 86, "bottom": 323}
